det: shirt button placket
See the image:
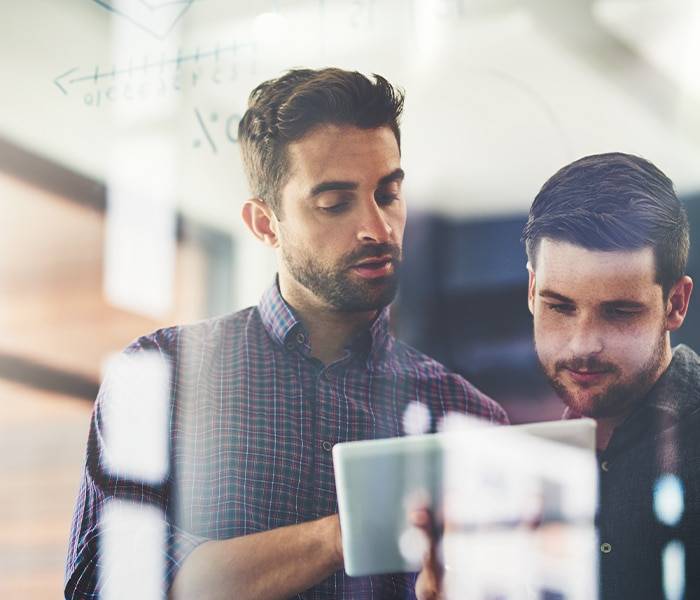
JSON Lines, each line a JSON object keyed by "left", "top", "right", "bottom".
{"left": 599, "top": 460, "right": 611, "bottom": 557}
{"left": 315, "top": 365, "right": 336, "bottom": 516}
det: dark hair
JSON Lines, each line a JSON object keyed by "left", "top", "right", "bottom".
{"left": 522, "top": 152, "right": 689, "bottom": 296}
{"left": 238, "top": 67, "right": 405, "bottom": 216}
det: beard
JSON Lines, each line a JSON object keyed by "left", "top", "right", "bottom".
{"left": 536, "top": 330, "right": 667, "bottom": 419}
{"left": 281, "top": 240, "right": 401, "bottom": 312}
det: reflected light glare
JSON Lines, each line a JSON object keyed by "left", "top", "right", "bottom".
{"left": 102, "top": 351, "right": 170, "bottom": 483}
{"left": 402, "top": 401, "right": 431, "bottom": 435}
{"left": 398, "top": 525, "right": 429, "bottom": 567}
{"left": 105, "top": 136, "right": 177, "bottom": 318}
{"left": 654, "top": 474, "right": 685, "bottom": 527}
{"left": 662, "top": 540, "right": 685, "bottom": 600}
{"left": 101, "top": 500, "right": 166, "bottom": 600}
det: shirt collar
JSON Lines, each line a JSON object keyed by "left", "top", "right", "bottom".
{"left": 258, "top": 278, "right": 392, "bottom": 361}
{"left": 369, "top": 306, "right": 391, "bottom": 357}
{"left": 348, "top": 305, "right": 392, "bottom": 362}
{"left": 602, "top": 344, "right": 700, "bottom": 457}
{"left": 639, "top": 344, "right": 700, "bottom": 419}
{"left": 258, "top": 278, "right": 301, "bottom": 349}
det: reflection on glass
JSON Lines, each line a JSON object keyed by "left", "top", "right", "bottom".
{"left": 100, "top": 500, "right": 166, "bottom": 600}
{"left": 101, "top": 351, "right": 170, "bottom": 484}
{"left": 662, "top": 540, "right": 685, "bottom": 600}
{"left": 654, "top": 473, "right": 685, "bottom": 528}
{"left": 440, "top": 415, "right": 598, "bottom": 599}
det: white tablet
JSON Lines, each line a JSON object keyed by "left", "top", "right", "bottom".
{"left": 332, "top": 417, "right": 596, "bottom": 576}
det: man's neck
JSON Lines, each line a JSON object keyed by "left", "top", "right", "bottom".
{"left": 279, "top": 279, "right": 377, "bottom": 365}
{"left": 302, "top": 309, "right": 376, "bottom": 364}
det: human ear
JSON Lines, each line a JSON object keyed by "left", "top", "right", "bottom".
{"left": 527, "top": 263, "right": 536, "bottom": 316}
{"left": 241, "top": 198, "right": 279, "bottom": 248}
{"left": 665, "top": 275, "right": 693, "bottom": 331}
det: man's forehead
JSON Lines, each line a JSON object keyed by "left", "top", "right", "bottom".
{"left": 534, "top": 239, "right": 660, "bottom": 298}
{"left": 286, "top": 124, "right": 400, "bottom": 178}
{"left": 536, "top": 239, "right": 655, "bottom": 270}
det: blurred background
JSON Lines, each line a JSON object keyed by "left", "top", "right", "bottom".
{"left": 1, "top": 0, "right": 699, "bottom": 597}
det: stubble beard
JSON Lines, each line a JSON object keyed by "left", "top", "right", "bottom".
{"left": 536, "top": 330, "right": 667, "bottom": 419}
{"left": 281, "top": 242, "right": 401, "bottom": 312}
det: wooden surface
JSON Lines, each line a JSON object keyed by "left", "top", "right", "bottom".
{"left": 0, "top": 380, "right": 92, "bottom": 599}
{"left": 0, "top": 170, "right": 209, "bottom": 597}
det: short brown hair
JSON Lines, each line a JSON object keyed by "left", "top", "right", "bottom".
{"left": 237, "top": 68, "right": 404, "bottom": 216}
{"left": 522, "top": 152, "right": 689, "bottom": 297}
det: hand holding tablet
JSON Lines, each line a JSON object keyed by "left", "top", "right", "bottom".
{"left": 333, "top": 418, "right": 597, "bottom": 578}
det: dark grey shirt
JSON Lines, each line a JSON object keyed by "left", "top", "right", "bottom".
{"left": 598, "top": 344, "right": 700, "bottom": 599}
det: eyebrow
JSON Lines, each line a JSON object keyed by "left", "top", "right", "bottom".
{"left": 378, "top": 168, "right": 405, "bottom": 187}
{"left": 601, "top": 300, "right": 647, "bottom": 309}
{"left": 309, "top": 180, "right": 357, "bottom": 197}
{"left": 308, "top": 168, "right": 405, "bottom": 198}
{"left": 539, "top": 290, "right": 574, "bottom": 303}
{"left": 539, "top": 289, "right": 646, "bottom": 308}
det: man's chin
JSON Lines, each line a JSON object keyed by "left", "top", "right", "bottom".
{"left": 325, "top": 288, "right": 394, "bottom": 313}
{"left": 335, "top": 290, "right": 396, "bottom": 313}
{"left": 557, "top": 386, "right": 632, "bottom": 420}
{"left": 332, "top": 276, "right": 398, "bottom": 311}
{"left": 550, "top": 378, "right": 610, "bottom": 418}
{"left": 557, "top": 392, "right": 594, "bottom": 418}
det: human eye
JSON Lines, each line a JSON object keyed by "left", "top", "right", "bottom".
{"left": 318, "top": 193, "right": 352, "bottom": 214}
{"left": 547, "top": 303, "right": 575, "bottom": 315}
{"left": 375, "top": 183, "right": 401, "bottom": 206}
{"left": 319, "top": 202, "right": 349, "bottom": 214}
{"left": 376, "top": 193, "right": 400, "bottom": 207}
{"left": 604, "top": 306, "right": 642, "bottom": 320}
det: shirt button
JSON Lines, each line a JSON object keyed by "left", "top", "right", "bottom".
{"left": 322, "top": 441, "right": 333, "bottom": 452}
{"left": 601, "top": 461, "right": 609, "bottom": 472}
{"left": 285, "top": 342, "right": 295, "bottom": 351}
{"left": 296, "top": 332, "right": 305, "bottom": 344}
{"left": 600, "top": 542, "right": 612, "bottom": 554}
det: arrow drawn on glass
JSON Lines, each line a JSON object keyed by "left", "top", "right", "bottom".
{"left": 54, "top": 67, "right": 80, "bottom": 95}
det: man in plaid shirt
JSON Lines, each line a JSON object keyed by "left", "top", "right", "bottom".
{"left": 65, "top": 68, "right": 507, "bottom": 600}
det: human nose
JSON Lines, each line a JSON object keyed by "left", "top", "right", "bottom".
{"left": 356, "top": 198, "right": 393, "bottom": 243}
{"left": 567, "top": 313, "right": 604, "bottom": 356}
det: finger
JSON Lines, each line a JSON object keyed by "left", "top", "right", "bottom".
{"left": 409, "top": 507, "right": 432, "bottom": 530}
{"left": 416, "top": 568, "right": 442, "bottom": 600}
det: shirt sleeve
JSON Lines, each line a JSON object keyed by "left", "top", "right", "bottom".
{"left": 443, "top": 371, "right": 510, "bottom": 426}
{"left": 64, "top": 338, "right": 209, "bottom": 599}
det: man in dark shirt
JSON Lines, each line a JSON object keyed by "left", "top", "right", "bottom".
{"left": 522, "top": 153, "right": 699, "bottom": 599}
{"left": 416, "top": 153, "right": 699, "bottom": 600}
{"left": 65, "top": 68, "right": 507, "bottom": 600}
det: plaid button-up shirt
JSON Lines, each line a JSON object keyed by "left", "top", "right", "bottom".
{"left": 65, "top": 281, "right": 508, "bottom": 599}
